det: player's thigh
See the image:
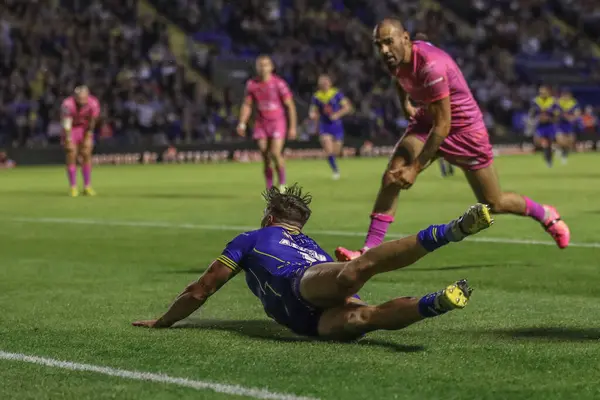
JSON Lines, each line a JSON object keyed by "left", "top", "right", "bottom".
{"left": 317, "top": 302, "right": 374, "bottom": 341}
{"left": 333, "top": 138, "right": 343, "bottom": 156}
{"left": 389, "top": 133, "right": 425, "bottom": 169}
{"left": 555, "top": 133, "right": 573, "bottom": 147}
{"left": 299, "top": 262, "right": 354, "bottom": 308}
{"left": 463, "top": 162, "right": 503, "bottom": 205}
{"left": 268, "top": 137, "right": 286, "bottom": 157}
{"left": 383, "top": 133, "right": 426, "bottom": 186}
{"left": 255, "top": 138, "right": 269, "bottom": 154}
{"left": 319, "top": 134, "right": 334, "bottom": 154}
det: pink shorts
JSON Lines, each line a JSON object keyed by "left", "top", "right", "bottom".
{"left": 253, "top": 119, "right": 287, "bottom": 140}
{"left": 61, "top": 127, "right": 87, "bottom": 146}
{"left": 407, "top": 117, "right": 493, "bottom": 171}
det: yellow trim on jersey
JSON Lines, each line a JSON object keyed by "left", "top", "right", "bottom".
{"left": 534, "top": 96, "right": 556, "bottom": 111}
{"left": 314, "top": 88, "right": 340, "bottom": 105}
{"left": 252, "top": 248, "right": 286, "bottom": 263}
{"left": 558, "top": 97, "right": 576, "bottom": 112}
{"left": 217, "top": 255, "right": 241, "bottom": 272}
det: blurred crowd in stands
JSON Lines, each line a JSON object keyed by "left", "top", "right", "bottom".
{"left": 0, "top": 0, "right": 598, "bottom": 148}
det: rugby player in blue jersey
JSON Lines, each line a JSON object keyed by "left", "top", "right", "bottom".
{"left": 133, "top": 184, "right": 493, "bottom": 340}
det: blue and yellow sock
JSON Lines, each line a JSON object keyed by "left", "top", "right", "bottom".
{"left": 327, "top": 155, "right": 338, "bottom": 173}
{"left": 417, "top": 292, "right": 447, "bottom": 318}
{"left": 417, "top": 224, "right": 451, "bottom": 252}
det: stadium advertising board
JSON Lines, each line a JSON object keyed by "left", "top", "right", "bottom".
{"left": 6, "top": 137, "right": 599, "bottom": 166}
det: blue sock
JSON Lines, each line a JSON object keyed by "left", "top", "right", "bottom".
{"left": 439, "top": 161, "right": 447, "bottom": 177}
{"left": 418, "top": 292, "right": 447, "bottom": 318}
{"left": 327, "top": 155, "right": 338, "bottom": 173}
{"left": 417, "top": 224, "right": 450, "bottom": 252}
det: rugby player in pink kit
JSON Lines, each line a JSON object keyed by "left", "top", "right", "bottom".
{"left": 336, "top": 19, "right": 570, "bottom": 261}
{"left": 61, "top": 86, "right": 100, "bottom": 197}
{"left": 237, "top": 55, "right": 298, "bottom": 191}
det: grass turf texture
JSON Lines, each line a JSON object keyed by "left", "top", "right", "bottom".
{"left": 1, "top": 154, "right": 599, "bottom": 400}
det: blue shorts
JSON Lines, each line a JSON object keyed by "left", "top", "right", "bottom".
{"left": 277, "top": 264, "right": 361, "bottom": 337}
{"left": 535, "top": 124, "right": 556, "bottom": 140}
{"left": 557, "top": 122, "right": 575, "bottom": 135}
{"left": 319, "top": 123, "right": 344, "bottom": 141}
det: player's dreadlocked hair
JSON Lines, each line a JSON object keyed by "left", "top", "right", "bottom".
{"left": 262, "top": 183, "right": 312, "bottom": 227}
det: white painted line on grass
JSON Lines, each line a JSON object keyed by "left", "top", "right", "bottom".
{"left": 0, "top": 351, "right": 318, "bottom": 400}
{"left": 8, "top": 217, "right": 600, "bottom": 249}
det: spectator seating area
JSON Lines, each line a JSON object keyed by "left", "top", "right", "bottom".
{"left": 0, "top": 0, "right": 598, "bottom": 147}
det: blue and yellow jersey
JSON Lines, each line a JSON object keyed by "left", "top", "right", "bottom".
{"left": 217, "top": 226, "right": 332, "bottom": 328}
{"left": 557, "top": 96, "right": 580, "bottom": 125}
{"left": 310, "top": 88, "right": 346, "bottom": 125}
{"left": 531, "top": 96, "right": 559, "bottom": 125}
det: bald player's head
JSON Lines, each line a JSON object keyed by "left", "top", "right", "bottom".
{"left": 372, "top": 18, "right": 411, "bottom": 70}
{"left": 256, "top": 55, "right": 274, "bottom": 80}
{"left": 74, "top": 85, "right": 89, "bottom": 105}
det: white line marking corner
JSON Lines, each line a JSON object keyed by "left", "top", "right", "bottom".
{"left": 0, "top": 351, "right": 318, "bottom": 400}
{"left": 8, "top": 217, "right": 600, "bottom": 249}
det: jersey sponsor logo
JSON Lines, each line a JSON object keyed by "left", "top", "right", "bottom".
{"left": 278, "top": 239, "right": 328, "bottom": 262}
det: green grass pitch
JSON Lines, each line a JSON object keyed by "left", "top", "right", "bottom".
{"left": 1, "top": 154, "right": 599, "bottom": 400}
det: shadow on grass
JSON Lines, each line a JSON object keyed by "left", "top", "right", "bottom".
{"left": 175, "top": 319, "right": 425, "bottom": 353}
{"left": 491, "top": 327, "right": 600, "bottom": 342}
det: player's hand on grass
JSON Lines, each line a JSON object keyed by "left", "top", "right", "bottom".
{"left": 288, "top": 126, "right": 297, "bottom": 140}
{"left": 132, "top": 319, "right": 167, "bottom": 328}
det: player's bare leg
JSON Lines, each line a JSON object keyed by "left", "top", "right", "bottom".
{"left": 269, "top": 137, "right": 286, "bottom": 191}
{"left": 79, "top": 139, "right": 96, "bottom": 196}
{"left": 320, "top": 134, "right": 340, "bottom": 179}
{"left": 534, "top": 136, "right": 553, "bottom": 168}
{"left": 555, "top": 133, "right": 573, "bottom": 165}
{"left": 463, "top": 162, "right": 570, "bottom": 248}
{"left": 303, "top": 203, "right": 492, "bottom": 307}
{"left": 317, "top": 280, "right": 473, "bottom": 341}
{"left": 335, "top": 134, "right": 424, "bottom": 261}
{"left": 256, "top": 138, "right": 274, "bottom": 189}
{"left": 64, "top": 140, "right": 79, "bottom": 197}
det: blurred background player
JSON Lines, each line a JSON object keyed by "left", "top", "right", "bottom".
{"left": 309, "top": 74, "right": 353, "bottom": 180}
{"left": 530, "top": 86, "right": 558, "bottom": 167}
{"left": 61, "top": 86, "right": 100, "bottom": 197}
{"left": 335, "top": 19, "right": 570, "bottom": 262}
{"left": 556, "top": 89, "right": 581, "bottom": 164}
{"left": 237, "top": 55, "right": 298, "bottom": 191}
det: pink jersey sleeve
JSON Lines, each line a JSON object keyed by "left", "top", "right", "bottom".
{"left": 89, "top": 96, "right": 101, "bottom": 118}
{"left": 61, "top": 97, "right": 75, "bottom": 118}
{"left": 276, "top": 78, "right": 292, "bottom": 102}
{"left": 419, "top": 61, "right": 450, "bottom": 103}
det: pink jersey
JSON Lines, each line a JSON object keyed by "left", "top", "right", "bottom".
{"left": 394, "top": 41, "right": 485, "bottom": 135}
{"left": 61, "top": 95, "right": 101, "bottom": 131}
{"left": 245, "top": 75, "right": 292, "bottom": 122}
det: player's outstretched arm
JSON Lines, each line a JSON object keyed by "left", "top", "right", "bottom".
{"left": 132, "top": 260, "right": 237, "bottom": 328}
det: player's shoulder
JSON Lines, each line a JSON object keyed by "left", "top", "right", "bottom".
{"left": 246, "top": 77, "right": 259, "bottom": 89}
{"left": 88, "top": 95, "right": 100, "bottom": 105}
{"left": 61, "top": 96, "right": 75, "bottom": 107}
{"left": 273, "top": 75, "right": 289, "bottom": 87}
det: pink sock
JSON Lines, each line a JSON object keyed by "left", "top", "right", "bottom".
{"left": 264, "top": 167, "right": 274, "bottom": 189}
{"left": 67, "top": 164, "right": 77, "bottom": 187}
{"left": 363, "top": 213, "right": 395, "bottom": 250}
{"left": 277, "top": 166, "right": 286, "bottom": 186}
{"left": 523, "top": 196, "right": 546, "bottom": 222}
{"left": 82, "top": 164, "right": 92, "bottom": 187}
